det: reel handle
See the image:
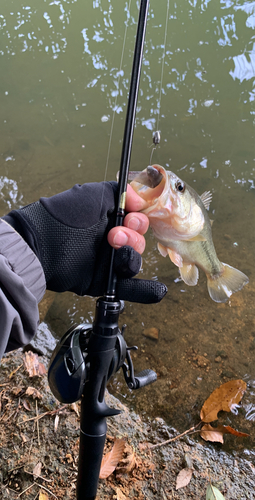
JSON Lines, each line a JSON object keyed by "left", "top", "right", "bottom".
{"left": 128, "top": 368, "right": 157, "bottom": 389}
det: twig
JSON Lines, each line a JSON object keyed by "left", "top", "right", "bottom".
{"left": 19, "top": 405, "right": 67, "bottom": 424}
{"left": 36, "top": 400, "right": 40, "bottom": 446}
{"left": 18, "top": 482, "right": 36, "bottom": 497}
{"left": 9, "top": 363, "right": 23, "bottom": 379}
{"left": 24, "top": 469, "right": 52, "bottom": 483}
{"left": 37, "top": 483, "right": 58, "bottom": 498}
{"left": 149, "top": 422, "right": 202, "bottom": 449}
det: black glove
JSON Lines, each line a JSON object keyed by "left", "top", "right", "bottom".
{"left": 3, "top": 182, "right": 167, "bottom": 304}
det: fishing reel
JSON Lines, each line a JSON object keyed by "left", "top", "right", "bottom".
{"left": 48, "top": 317, "right": 157, "bottom": 404}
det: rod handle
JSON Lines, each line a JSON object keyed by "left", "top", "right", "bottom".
{"left": 76, "top": 431, "right": 106, "bottom": 499}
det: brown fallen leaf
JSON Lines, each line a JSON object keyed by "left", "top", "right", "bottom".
{"left": 115, "top": 487, "right": 127, "bottom": 500}
{"left": 23, "top": 352, "right": 47, "bottom": 377}
{"left": 33, "top": 461, "right": 42, "bottom": 479}
{"left": 70, "top": 402, "right": 80, "bottom": 416}
{"left": 221, "top": 425, "right": 249, "bottom": 438}
{"left": 39, "top": 491, "right": 49, "bottom": 500}
{"left": 12, "top": 386, "right": 24, "bottom": 396}
{"left": 23, "top": 399, "right": 32, "bottom": 411}
{"left": 99, "top": 438, "right": 126, "bottom": 479}
{"left": 25, "top": 386, "right": 43, "bottom": 399}
{"left": 200, "top": 424, "right": 224, "bottom": 443}
{"left": 200, "top": 423, "right": 249, "bottom": 443}
{"left": 117, "top": 451, "right": 137, "bottom": 474}
{"left": 200, "top": 379, "right": 246, "bottom": 422}
{"left": 176, "top": 467, "right": 193, "bottom": 490}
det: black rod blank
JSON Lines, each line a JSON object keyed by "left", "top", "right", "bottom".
{"left": 106, "top": 0, "right": 150, "bottom": 298}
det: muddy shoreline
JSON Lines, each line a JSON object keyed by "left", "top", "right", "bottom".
{"left": 0, "top": 343, "right": 254, "bottom": 500}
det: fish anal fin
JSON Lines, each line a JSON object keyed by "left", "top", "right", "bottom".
{"left": 200, "top": 191, "right": 212, "bottom": 210}
{"left": 180, "top": 263, "right": 199, "bottom": 286}
{"left": 207, "top": 263, "right": 249, "bottom": 303}
{"left": 167, "top": 248, "right": 183, "bottom": 268}
{"left": 157, "top": 242, "right": 168, "bottom": 257}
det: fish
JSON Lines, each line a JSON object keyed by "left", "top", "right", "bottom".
{"left": 129, "top": 165, "right": 249, "bottom": 303}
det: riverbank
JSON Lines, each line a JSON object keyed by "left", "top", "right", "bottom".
{"left": 0, "top": 346, "right": 254, "bottom": 500}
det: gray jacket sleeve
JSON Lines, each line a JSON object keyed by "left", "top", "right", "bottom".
{"left": 0, "top": 219, "right": 46, "bottom": 360}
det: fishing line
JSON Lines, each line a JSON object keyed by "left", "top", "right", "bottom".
{"left": 150, "top": 0, "right": 170, "bottom": 165}
{"left": 97, "top": 0, "right": 132, "bottom": 225}
{"left": 103, "top": 0, "right": 132, "bottom": 185}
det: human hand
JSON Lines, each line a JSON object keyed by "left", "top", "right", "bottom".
{"left": 3, "top": 181, "right": 167, "bottom": 303}
{"left": 107, "top": 184, "right": 149, "bottom": 254}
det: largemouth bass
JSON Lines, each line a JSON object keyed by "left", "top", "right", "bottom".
{"left": 130, "top": 165, "right": 249, "bottom": 303}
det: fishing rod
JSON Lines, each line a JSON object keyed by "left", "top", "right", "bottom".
{"left": 48, "top": 1, "right": 158, "bottom": 499}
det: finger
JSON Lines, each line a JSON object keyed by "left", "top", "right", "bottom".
{"left": 125, "top": 184, "right": 148, "bottom": 212}
{"left": 116, "top": 278, "right": 168, "bottom": 304}
{"left": 107, "top": 227, "right": 146, "bottom": 254}
{"left": 123, "top": 212, "right": 149, "bottom": 235}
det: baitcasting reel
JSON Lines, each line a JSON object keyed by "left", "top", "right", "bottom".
{"left": 48, "top": 318, "right": 157, "bottom": 404}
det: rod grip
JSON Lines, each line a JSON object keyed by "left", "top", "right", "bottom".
{"left": 76, "top": 431, "right": 106, "bottom": 499}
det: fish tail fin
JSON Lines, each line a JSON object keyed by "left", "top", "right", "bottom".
{"left": 207, "top": 263, "right": 249, "bottom": 303}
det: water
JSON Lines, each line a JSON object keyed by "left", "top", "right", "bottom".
{"left": 0, "top": 0, "right": 254, "bottom": 455}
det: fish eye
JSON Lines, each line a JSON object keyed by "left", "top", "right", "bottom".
{"left": 175, "top": 181, "right": 185, "bottom": 193}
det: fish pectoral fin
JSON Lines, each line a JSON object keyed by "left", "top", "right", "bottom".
{"left": 200, "top": 191, "right": 212, "bottom": 210}
{"left": 167, "top": 248, "right": 183, "bottom": 268}
{"left": 157, "top": 242, "right": 168, "bottom": 257}
{"left": 207, "top": 263, "right": 249, "bottom": 303}
{"left": 180, "top": 263, "right": 199, "bottom": 286}
{"left": 185, "top": 234, "right": 207, "bottom": 242}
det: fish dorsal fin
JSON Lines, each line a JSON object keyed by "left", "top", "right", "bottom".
{"left": 200, "top": 191, "right": 212, "bottom": 210}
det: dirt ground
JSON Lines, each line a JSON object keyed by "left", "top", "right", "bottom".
{"left": 0, "top": 347, "right": 255, "bottom": 500}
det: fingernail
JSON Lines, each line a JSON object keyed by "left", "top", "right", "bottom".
{"left": 127, "top": 217, "right": 141, "bottom": 231}
{"left": 113, "top": 230, "right": 128, "bottom": 248}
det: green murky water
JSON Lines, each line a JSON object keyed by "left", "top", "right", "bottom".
{"left": 0, "top": 0, "right": 254, "bottom": 457}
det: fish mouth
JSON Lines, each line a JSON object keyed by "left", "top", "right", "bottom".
{"left": 129, "top": 165, "right": 172, "bottom": 217}
{"left": 128, "top": 165, "right": 164, "bottom": 189}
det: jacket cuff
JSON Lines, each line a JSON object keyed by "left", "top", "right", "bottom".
{"left": 0, "top": 219, "right": 46, "bottom": 303}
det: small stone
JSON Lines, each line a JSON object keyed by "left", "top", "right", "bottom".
{"left": 142, "top": 327, "right": 159, "bottom": 340}
{"left": 215, "top": 356, "right": 222, "bottom": 363}
{"left": 183, "top": 453, "right": 193, "bottom": 469}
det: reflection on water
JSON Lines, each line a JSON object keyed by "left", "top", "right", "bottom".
{"left": 0, "top": 0, "right": 254, "bottom": 455}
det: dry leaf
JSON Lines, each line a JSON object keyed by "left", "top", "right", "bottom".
{"left": 25, "top": 386, "right": 43, "bottom": 399}
{"left": 33, "top": 461, "right": 42, "bottom": 479}
{"left": 23, "top": 352, "right": 47, "bottom": 377}
{"left": 200, "top": 379, "right": 246, "bottom": 422}
{"left": 70, "top": 402, "right": 80, "bottom": 416}
{"left": 99, "top": 438, "right": 126, "bottom": 479}
{"left": 221, "top": 425, "right": 249, "bottom": 438}
{"left": 200, "top": 424, "right": 224, "bottom": 443}
{"left": 23, "top": 399, "right": 32, "bottom": 411}
{"left": 11, "top": 386, "right": 24, "bottom": 396}
{"left": 54, "top": 414, "right": 59, "bottom": 433}
{"left": 200, "top": 423, "right": 249, "bottom": 443}
{"left": 39, "top": 491, "right": 49, "bottom": 500}
{"left": 176, "top": 468, "right": 193, "bottom": 490}
{"left": 115, "top": 487, "right": 126, "bottom": 500}
{"left": 206, "top": 484, "right": 226, "bottom": 500}
{"left": 117, "top": 451, "right": 137, "bottom": 474}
